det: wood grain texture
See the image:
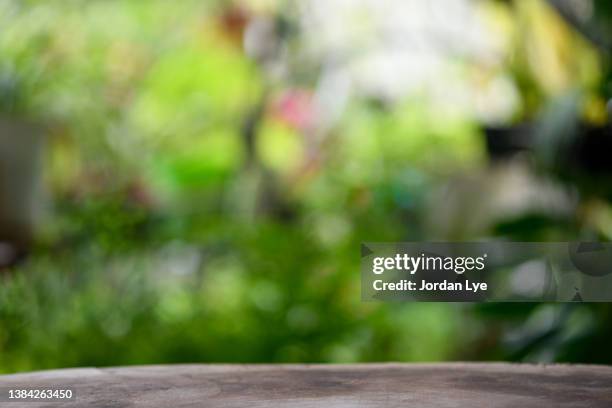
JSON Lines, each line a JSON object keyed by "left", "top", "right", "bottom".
{"left": 0, "top": 363, "right": 611, "bottom": 407}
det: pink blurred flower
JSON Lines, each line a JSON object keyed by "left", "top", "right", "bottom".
{"left": 272, "top": 89, "right": 316, "bottom": 131}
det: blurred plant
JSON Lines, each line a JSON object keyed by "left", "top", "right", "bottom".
{"left": 0, "top": 0, "right": 610, "bottom": 375}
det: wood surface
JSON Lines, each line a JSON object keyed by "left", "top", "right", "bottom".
{"left": 1, "top": 363, "right": 611, "bottom": 407}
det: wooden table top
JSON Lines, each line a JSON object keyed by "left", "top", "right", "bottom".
{"left": 0, "top": 363, "right": 611, "bottom": 407}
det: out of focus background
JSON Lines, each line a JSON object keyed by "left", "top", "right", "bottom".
{"left": 0, "top": 0, "right": 611, "bottom": 373}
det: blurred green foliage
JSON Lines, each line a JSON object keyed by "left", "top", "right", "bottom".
{"left": 0, "top": 0, "right": 611, "bottom": 373}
